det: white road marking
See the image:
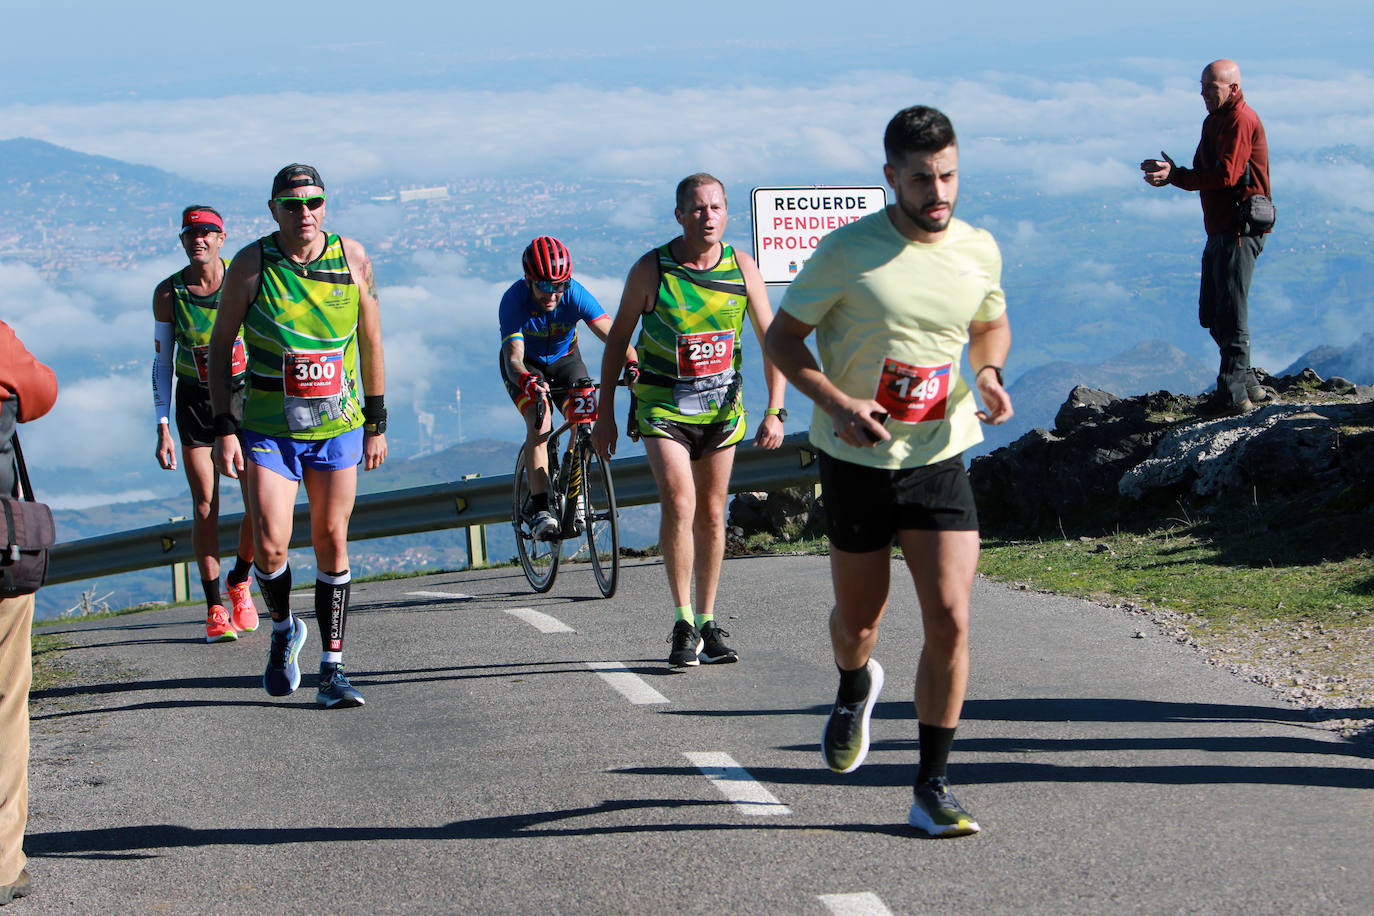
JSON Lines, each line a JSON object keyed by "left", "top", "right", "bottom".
{"left": 405, "top": 590, "right": 474, "bottom": 600}
{"left": 506, "top": 607, "right": 576, "bottom": 633}
{"left": 683, "top": 751, "right": 791, "bottom": 816}
{"left": 818, "top": 892, "right": 894, "bottom": 916}
{"left": 585, "top": 662, "right": 669, "bottom": 704}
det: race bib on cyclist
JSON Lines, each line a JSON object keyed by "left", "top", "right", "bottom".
{"left": 191, "top": 338, "right": 246, "bottom": 383}
{"left": 284, "top": 348, "right": 345, "bottom": 398}
{"left": 676, "top": 330, "right": 735, "bottom": 378}
{"left": 874, "top": 357, "right": 951, "bottom": 423}
{"left": 564, "top": 385, "right": 598, "bottom": 423}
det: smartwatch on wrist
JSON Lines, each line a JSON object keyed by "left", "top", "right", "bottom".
{"left": 764, "top": 407, "right": 788, "bottom": 423}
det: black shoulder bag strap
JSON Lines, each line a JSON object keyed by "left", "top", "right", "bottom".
{"left": 12, "top": 433, "right": 34, "bottom": 502}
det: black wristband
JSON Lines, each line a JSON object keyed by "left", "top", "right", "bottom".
{"left": 976, "top": 365, "right": 1004, "bottom": 387}
{"left": 363, "top": 395, "right": 387, "bottom": 434}
{"left": 212, "top": 412, "right": 240, "bottom": 437}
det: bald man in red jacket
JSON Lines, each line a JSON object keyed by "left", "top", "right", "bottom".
{"left": 1142, "top": 58, "right": 1271, "bottom": 415}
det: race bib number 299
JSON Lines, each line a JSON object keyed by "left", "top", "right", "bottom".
{"left": 874, "top": 357, "right": 951, "bottom": 423}
{"left": 676, "top": 330, "right": 735, "bottom": 378}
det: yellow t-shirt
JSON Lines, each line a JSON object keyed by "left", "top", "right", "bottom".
{"left": 779, "top": 210, "right": 1006, "bottom": 469}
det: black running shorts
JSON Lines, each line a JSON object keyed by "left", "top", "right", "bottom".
{"left": 500, "top": 350, "right": 591, "bottom": 415}
{"left": 818, "top": 451, "right": 979, "bottom": 552}
{"left": 174, "top": 378, "right": 244, "bottom": 448}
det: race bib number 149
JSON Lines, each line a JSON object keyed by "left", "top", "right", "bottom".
{"left": 874, "top": 358, "right": 951, "bottom": 423}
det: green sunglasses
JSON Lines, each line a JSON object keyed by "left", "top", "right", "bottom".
{"left": 272, "top": 194, "right": 326, "bottom": 212}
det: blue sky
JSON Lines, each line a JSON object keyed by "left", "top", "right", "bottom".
{"left": 4, "top": 1, "right": 1373, "bottom": 504}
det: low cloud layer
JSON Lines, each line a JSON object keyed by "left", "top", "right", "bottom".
{"left": 4, "top": 67, "right": 1369, "bottom": 211}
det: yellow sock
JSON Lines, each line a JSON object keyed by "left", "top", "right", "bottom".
{"left": 674, "top": 605, "right": 693, "bottom": 624}
{"left": 695, "top": 611, "right": 714, "bottom": 628}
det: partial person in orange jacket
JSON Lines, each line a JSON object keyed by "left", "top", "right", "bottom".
{"left": 0, "top": 319, "right": 58, "bottom": 906}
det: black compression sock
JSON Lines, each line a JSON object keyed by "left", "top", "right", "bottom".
{"left": 201, "top": 578, "right": 222, "bottom": 609}
{"left": 316, "top": 569, "right": 352, "bottom": 655}
{"left": 836, "top": 662, "right": 872, "bottom": 704}
{"left": 254, "top": 563, "right": 292, "bottom": 622}
{"left": 226, "top": 555, "right": 253, "bottom": 588}
{"left": 916, "top": 723, "right": 957, "bottom": 785}
{"left": 530, "top": 492, "right": 549, "bottom": 513}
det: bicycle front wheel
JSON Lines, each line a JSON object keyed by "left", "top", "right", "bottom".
{"left": 581, "top": 442, "right": 619, "bottom": 598}
{"left": 513, "top": 444, "right": 560, "bottom": 593}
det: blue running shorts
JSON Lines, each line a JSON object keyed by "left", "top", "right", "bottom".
{"left": 243, "top": 428, "right": 364, "bottom": 481}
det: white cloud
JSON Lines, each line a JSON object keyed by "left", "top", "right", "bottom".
{"left": 1120, "top": 197, "right": 1198, "bottom": 222}
{"left": 0, "top": 68, "right": 1353, "bottom": 201}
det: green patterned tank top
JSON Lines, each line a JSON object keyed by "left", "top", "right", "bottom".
{"left": 169, "top": 258, "right": 245, "bottom": 386}
{"left": 633, "top": 241, "right": 749, "bottom": 425}
{"left": 242, "top": 233, "right": 363, "bottom": 440}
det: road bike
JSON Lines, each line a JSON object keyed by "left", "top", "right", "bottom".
{"left": 511, "top": 379, "right": 619, "bottom": 597}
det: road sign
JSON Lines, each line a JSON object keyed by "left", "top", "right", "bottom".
{"left": 751, "top": 186, "right": 887, "bottom": 284}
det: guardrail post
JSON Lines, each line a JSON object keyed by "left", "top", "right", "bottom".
{"left": 461, "top": 474, "right": 489, "bottom": 568}
{"left": 168, "top": 516, "right": 190, "bottom": 603}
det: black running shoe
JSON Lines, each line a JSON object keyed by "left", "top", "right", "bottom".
{"left": 698, "top": 621, "right": 738, "bottom": 664}
{"left": 667, "top": 620, "right": 703, "bottom": 668}
{"left": 316, "top": 663, "right": 365, "bottom": 709}
{"left": 908, "top": 776, "right": 980, "bottom": 837}
{"left": 821, "top": 659, "right": 884, "bottom": 773}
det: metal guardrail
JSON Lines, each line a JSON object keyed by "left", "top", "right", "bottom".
{"left": 47, "top": 432, "right": 821, "bottom": 586}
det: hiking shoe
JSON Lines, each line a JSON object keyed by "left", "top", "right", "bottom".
{"left": 316, "top": 663, "right": 365, "bottom": 709}
{"left": 1248, "top": 385, "right": 1278, "bottom": 404}
{"left": 822, "top": 659, "right": 884, "bottom": 773}
{"left": 0, "top": 868, "right": 31, "bottom": 904}
{"left": 1199, "top": 394, "right": 1252, "bottom": 418}
{"left": 530, "top": 509, "right": 560, "bottom": 541}
{"left": 698, "top": 621, "right": 738, "bottom": 664}
{"left": 227, "top": 580, "right": 259, "bottom": 633}
{"left": 667, "top": 620, "right": 703, "bottom": 668}
{"left": 206, "top": 605, "right": 237, "bottom": 643}
{"left": 263, "top": 616, "right": 308, "bottom": 697}
{"left": 908, "top": 777, "right": 981, "bottom": 838}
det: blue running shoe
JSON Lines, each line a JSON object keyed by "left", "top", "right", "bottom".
{"left": 263, "top": 616, "right": 307, "bottom": 697}
{"left": 316, "top": 663, "right": 365, "bottom": 709}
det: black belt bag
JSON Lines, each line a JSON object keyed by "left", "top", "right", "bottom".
{"left": 1239, "top": 194, "right": 1276, "bottom": 236}
{"left": 1, "top": 434, "right": 55, "bottom": 598}
{"left": 1236, "top": 162, "right": 1276, "bottom": 236}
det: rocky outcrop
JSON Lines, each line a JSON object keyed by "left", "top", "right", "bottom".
{"left": 970, "top": 369, "right": 1374, "bottom": 536}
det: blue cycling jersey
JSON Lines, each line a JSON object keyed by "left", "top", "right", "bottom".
{"left": 498, "top": 278, "right": 606, "bottom": 365}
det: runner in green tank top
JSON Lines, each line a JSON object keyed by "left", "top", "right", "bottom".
{"left": 151, "top": 205, "right": 258, "bottom": 643}
{"left": 593, "top": 172, "right": 788, "bottom": 669}
{"left": 209, "top": 165, "right": 388, "bottom": 710}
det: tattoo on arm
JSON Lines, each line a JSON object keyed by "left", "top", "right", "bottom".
{"left": 364, "top": 260, "right": 378, "bottom": 302}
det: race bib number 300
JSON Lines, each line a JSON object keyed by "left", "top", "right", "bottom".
{"left": 874, "top": 358, "right": 951, "bottom": 424}
{"left": 676, "top": 330, "right": 735, "bottom": 378}
{"left": 284, "top": 349, "right": 345, "bottom": 398}
{"left": 192, "top": 338, "right": 246, "bottom": 383}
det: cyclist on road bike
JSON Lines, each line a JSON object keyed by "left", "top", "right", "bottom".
{"left": 500, "top": 236, "right": 635, "bottom": 539}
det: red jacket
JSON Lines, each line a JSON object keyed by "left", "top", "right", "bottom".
{"left": 1169, "top": 88, "right": 1270, "bottom": 236}
{"left": 0, "top": 320, "right": 58, "bottom": 497}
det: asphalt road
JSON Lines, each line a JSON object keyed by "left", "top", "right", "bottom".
{"left": 20, "top": 555, "right": 1374, "bottom": 915}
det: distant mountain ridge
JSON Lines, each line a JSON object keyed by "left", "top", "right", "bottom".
{"left": 974, "top": 339, "right": 1212, "bottom": 456}
{"left": 1279, "top": 332, "right": 1374, "bottom": 386}
{"left": 0, "top": 136, "right": 235, "bottom": 212}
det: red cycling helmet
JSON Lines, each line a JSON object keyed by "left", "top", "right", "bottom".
{"left": 522, "top": 236, "right": 572, "bottom": 283}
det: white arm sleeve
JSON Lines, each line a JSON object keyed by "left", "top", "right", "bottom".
{"left": 153, "top": 320, "right": 174, "bottom": 426}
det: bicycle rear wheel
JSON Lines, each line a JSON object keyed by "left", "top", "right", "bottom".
{"left": 513, "top": 444, "right": 560, "bottom": 593}
{"left": 580, "top": 442, "right": 619, "bottom": 598}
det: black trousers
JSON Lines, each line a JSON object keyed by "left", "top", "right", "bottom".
{"left": 1199, "top": 232, "right": 1266, "bottom": 406}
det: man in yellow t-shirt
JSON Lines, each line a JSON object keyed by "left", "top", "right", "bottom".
{"left": 766, "top": 105, "right": 1012, "bottom": 838}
